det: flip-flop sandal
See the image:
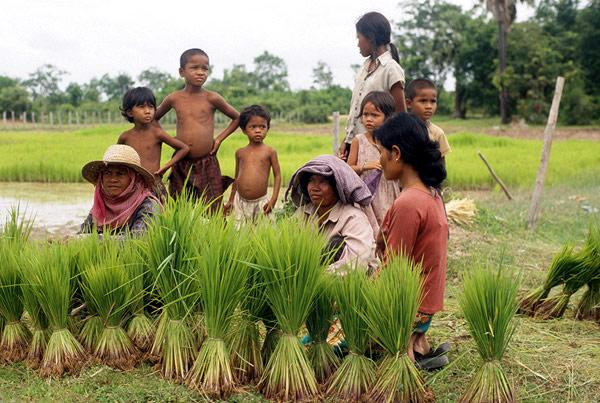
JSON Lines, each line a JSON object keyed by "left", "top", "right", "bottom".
{"left": 415, "top": 354, "right": 449, "bottom": 371}
{"left": 414, "top": 342, "right": 451, "bottom": 360}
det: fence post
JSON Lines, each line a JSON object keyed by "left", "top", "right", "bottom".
{"left": 108, "top": 111, "right": 112, "bottom": 124}
{"left": 76, "top": 111, "right": 80, "bottom": 126}
{"left": 41, "top": 112, "right": 45, "bottom": 125}
{"left": 32, "top": 111, "right": 36, "bottom": 127}
{"left": 93, "top": 111, "right": 98, "bottom": 126}
{"left": 50, "top": 111, "right": 54, "bottom": 126}
{"left": 58, "top": 111, "right": 62, "bottom": 126}
{"left": 83, "top": 111, "right": 87, "bottom": 126}
{"left": 2, "top": 111, "right": 6, "bottom": 127}
{"left": 68, "top": 110, "right": 72, "bottom": 125}
{"left": 332, "top": 111, "right": 340, "bottom": 154}
{"left": 11, "top": 110, "right": 15, "bottom": 122}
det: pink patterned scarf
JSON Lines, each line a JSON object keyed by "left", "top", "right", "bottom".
{"left": 91, "top": 169, "right": 155, "bottom": 229}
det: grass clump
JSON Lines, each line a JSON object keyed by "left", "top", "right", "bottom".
{"left": 362, "top": 254, "right": 431, "bottom": 403}
{"left": 326, "top": 268, "right": 376, "bottom": 401}
{"left": 459, "top": 266, "right": 519, "bottom": 403}
{"left": 255, "top": 216, "right": 327, "bottom": 401}
{"left": 186, "top": 216, "right": 251, "bottom": 397}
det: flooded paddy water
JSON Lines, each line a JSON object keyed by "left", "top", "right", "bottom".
{"left": 0, "top": 182, "right": 93, "bottom": 239}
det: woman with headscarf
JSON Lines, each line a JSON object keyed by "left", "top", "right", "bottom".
{"left": 80, "top": 144, "right": 161, "bottom": 236}
{"left": 287, "top": 155, "right": 376, "bottom": 273}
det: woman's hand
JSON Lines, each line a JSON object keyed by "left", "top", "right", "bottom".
{"left": 362, "top": 160, "right": 382, "bottom": 172}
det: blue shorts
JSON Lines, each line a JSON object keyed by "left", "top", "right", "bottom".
{"left": 414, "top": 312, "right": 433, "bottom": 334}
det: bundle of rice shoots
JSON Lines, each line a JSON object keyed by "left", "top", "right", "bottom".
{"left": 0, "top": 240, "right": 31, "bottom": 362}
{"left": 81, "top": 254, "right": 139, "bottom": 370}
{"left": 143, "top": 194, "right": 203, "bottom": 380}
{"left": 186, "top": 217, "right": 251, "bottom": 397}
{"left": 326, "top": 267, "right": 376, "bottom": 401}
{"left": 575, "top": 225, "right": 600, "bottom": 321}
{"left": 306, "top": 274, "right": 340, "bottom": 383}
{"left": 21, "top": 245, "right": 50, "bottom": 368}
{"left": 30, "top": 244, "right": 87, "bottom": 377}
{"left": 362, "top": 253, "right": 431, "bottom": 403}
{"left": 255, "top": 216, "right": 327, "bottom": 401}
{"left": 459, "top": 267, "right": 519, "bottom": 403}
{"left": 536, "top": 226, "right": 600, "bottom": 319}
{"left": 122, "top": 240, "right": 155, "bottom": 353}
{"left": 445, "top": 198, "right": 477, "bottom": 227}
{"left": 1, "top": 204, "right": 33, "bottom": 243}
{"left": 519, "top": 245, "right": 580, "bottom": 316}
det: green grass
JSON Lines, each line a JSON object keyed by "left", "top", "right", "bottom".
{"left": 0, "top": 123, "right": 599, "bottom": 188}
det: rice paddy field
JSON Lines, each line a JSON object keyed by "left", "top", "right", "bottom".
{"left": 0, "top": 119, "right": 599, "bottom": 402}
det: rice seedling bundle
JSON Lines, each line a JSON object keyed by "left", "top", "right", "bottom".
{"left": 305, "top": 274, "right": 340, "bottom": 383}
{"left": 0, "top": 240, "right": 31, "bottom": 362}
{"left": 143, "top": 194, "right": 204, "bottom": 380}
{"left": 575, "top": 224, "right": 600, "bottom": 321}
{"left": 254, "top": 216, "right": 328, "bottom": 401}
{"left": 186, "top": 216, "right": 251, "bottom": 397}
{"left": 459, "top": 267, "right": 519, "bottom": 403}
{"left": 29, "top": 244, "right": 86, "bottom": 377}
{"left": 362, "top": 253, "right": 431, "bottom": 403}
{"left": 20, "top": 245, "right": 50, "bottom": 369}
{"left": 326, "top": 268, "right": 376, "bottom": 401}
{"left": 536, "top": 226, "right": 600, "bottom": 319}
{"left": 122, "top": 240, "right": 155, "bottom": 353}
{"left": 518, "top": 245, "right": 581, "bottom": 316}
{"left": 81, "top": 252, "right": 139, "bottom": 370}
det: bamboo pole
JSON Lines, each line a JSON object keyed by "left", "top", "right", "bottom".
{"left": 478, "top": 151, "right": 513, "bottom": 200}
{"left": 527, "top": 76, "right": 565, "bottom": 230}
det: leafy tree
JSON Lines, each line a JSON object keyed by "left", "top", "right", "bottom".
{"left": 65, "top": 82, "right": 83, "bottom": 107}
{"left": 0, "top": 85, "right": 31, "bottom": 114}
{"left": 137, "top": 68, "right": 181, "bottom": 100}
{"left": 98, "top": 73, "right": 135, "bottom": 101}
{"left": 23, "top": 64, "right": 66, "bottom": 100}
{"left": 577, "top": 0, "right": 600, "bottom": 96}
{"left": 82, "top": 78, "right": 102, "bottom": 103}
{"left": 312, "top": 61, "right": 334, "bottom": 89}
{"left": 253, "top": 51, "right": 290, "bottom": 92}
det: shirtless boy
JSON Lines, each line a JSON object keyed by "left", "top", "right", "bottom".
{"left": 155, "top": 48, "right": 239, "bottom": 208}
{"left": 224, "top": 105, "right": 281, "bottom": 224}
{"left": 118, "top": 87, "right": 189, "bottom": 197}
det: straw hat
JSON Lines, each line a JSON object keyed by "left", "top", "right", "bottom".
{"left": 82, "top": 144, "right": 155, "bottom": 187}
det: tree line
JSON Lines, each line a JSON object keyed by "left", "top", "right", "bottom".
{"left": 1, "top": 0, "right": 598, "bottom": 125}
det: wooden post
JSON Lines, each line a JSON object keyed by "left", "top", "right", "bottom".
{"left": 76, "top": 111, "right": 80, "bottom": 126}
{"left": 527, "top": 76, "right": 565, "bottom": 230}
{"left": 108, "top": 111, "right": 112, "bottom": 124}
{"left": 11, "top": 110, "right": 15, "bottom": 122}
{"left": 332, "top": 111, "right": 340, "bottom": 154}
{"left": 58, "top": 111, "right": 62, "bottom": 126}
{"left": 32, "top": 111, "right": 36, "bottom": 127}
{"left": 68, "top": 110, "right": 72, "bottom": 125}
{"left": 2, "top": 111, "right": 6, "bottom": 126}
{"left": 49, "top": 111, "right": 54, "bottom": 126}
{"left": 83, "top": 111, "right": 87, "bottom": 126}
{"left": 478, "top": 151, "right": 513, "bottom": 200}
{"left": 93, "top": 111, "right": 98, "bottom": 126}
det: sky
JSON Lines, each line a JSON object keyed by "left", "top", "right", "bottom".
{"left": 1, "top": 0, "right": 535, "bottom": 90}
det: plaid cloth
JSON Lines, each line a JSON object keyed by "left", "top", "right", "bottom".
{"left": 168, "top": 155, "right": 233, "bottom": 211}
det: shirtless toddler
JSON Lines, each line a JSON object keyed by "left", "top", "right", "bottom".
{"left": 154, "top": 48, "right": 239, "bottom": 209}
{"left": 224, "top": 105, "right": 281, "bottom": 224}
{"left": 117, "top": 87, "right": 189, "bottom": 197}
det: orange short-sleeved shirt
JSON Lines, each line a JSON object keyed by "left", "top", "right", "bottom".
{"left": 380, "top": 187, "right": 448, "bottom": 314}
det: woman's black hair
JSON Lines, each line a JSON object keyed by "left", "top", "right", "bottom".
{"left": 120, "top": 87, "right": 156, "bottom": 123}
{"left": 299, "top": 173, "right": 339, "bottom": 203}
{"left": 374, "top": 112, "right": 446, "bottom": 188}
{"left": 360, "top": 91, "right": 395, "bottom": 119}
{"left": 356, "top": 12, "right": 400, "bottom": 64}
{"left": 239, "top": 104, "right": 271, "bottom": 130}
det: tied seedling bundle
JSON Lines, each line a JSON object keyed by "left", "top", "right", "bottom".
{"left": 306, "top": 274, "right": 340, "bottom": 383}
{"left": 186, "top": 216, "right": 251, "bottom": 397}
{"left": 326, "top": 268, "right": 376, "bottom": 401}
{"left": 536, "top": 225, "right": 599, "bottom": 320}
{"left": 81, "top": 253, "right": 139, "bottom": 370}
{"left": 144, "top": 194, "right": 203, "bottom": 380}
{"left": 255, "top": 216, "right": 327, "bottom": 401}
{"left": 575, "top": 224, "right": 600, "bottom": 321}
{"left": 30, "top": 244, "right": 87, "bottom": 376}
{"left": 519, "top": 245, "right": 581, "bottom": 316}
{"left": 362, "top": 254, "right": 431, "bottom": 403}
{"left": 0, "top": 206, "right": 33, "bottom": 363}
{"left": 459, "top": 267, "right": 519, "bottom": 403}
{"left": 122, "top": 240, "right": 155, "bottom": 353}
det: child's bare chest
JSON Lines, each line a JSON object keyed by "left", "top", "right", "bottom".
{"left": 239, "top": 149, "right": 271, "bottom": 171}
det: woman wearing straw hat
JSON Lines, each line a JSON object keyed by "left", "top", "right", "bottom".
{"left": 79, "top": 144, "right": 161, "bottom": 236}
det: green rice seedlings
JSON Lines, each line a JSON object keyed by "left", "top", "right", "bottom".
{"left": 143, "top": 194, "right": 204, "bottom": 380}
{"left": 536, "top": 226, "right": 600, "bottom": 319}
{"left": 122, "top": 240, "right": 155, "bottom": 353}
{"left": 21, "top": 245, "right": 50, "bottom": 369}
{"left": 31, "top": 244, "right": 87, "bottom": 377}
{"left": 81, "top": 253, "right": 139, "bottom": 370}
{"left": 306, "top": 274, "right": 340, "bottom": 384}
{"left": 326, "top": 268, "right": 377, "bottom": 401}
{"left": 459, "top": 267, "right": 519, "bottom": 403}
{"left": 1, "top": 204, "right": 33, "bottom": 244}
{"left": 575, "top": 226, "right": 600, "bottom": 321}
{"left": 362, "top": 253, "right": 431, "bottom": 403}
{"left": 519, "top": 245, "right": 581, "bottom": 316}
{"left": 255, "top": 216, "right": 328, "bottom": 401}
{"left": 186, "top": 217, "right": 251, "bottom": 398}
{"left": 0, "top": 240, "right": 31, "bottom": 363}
{"left": 259, "top": 307, "right": 281, "bottom": 365}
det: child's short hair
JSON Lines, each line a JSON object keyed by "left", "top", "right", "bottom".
{"left": 239, "top": 105, "right": 271, "bottom": 130}
{"left": 180, "top": 48, "right": 209, "bottom": 68}
{"left": 120, "top": 87, "right": 156, "bottom": 123}
{"left": 360, "top": 91, "right": 395, "bottom": 118}
{"left": 406, "top": 78, "right": 437, "bottom": 100}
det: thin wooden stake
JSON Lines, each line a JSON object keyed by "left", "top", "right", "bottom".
{"left": 478, "top": 151, "right": 513, "bottom": 200}
{"left": 332, "top": 111, "right": 340, "bottom": 154}
{"left": 527, "top": 76, "right": 565, "bottom": 230}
